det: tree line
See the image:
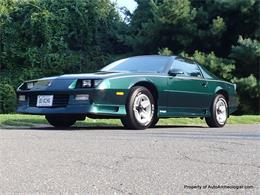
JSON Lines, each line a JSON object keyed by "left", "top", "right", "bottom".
{"left": 0, "top": 0, "right": 259, "bottom": 114}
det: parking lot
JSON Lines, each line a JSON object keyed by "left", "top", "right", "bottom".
{"left": 0, "top": 124, "right": 259, "bottom": 194}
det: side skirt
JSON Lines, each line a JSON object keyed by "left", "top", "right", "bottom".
{"left": 157, "top": 106, "right": 210, "bottom": 118}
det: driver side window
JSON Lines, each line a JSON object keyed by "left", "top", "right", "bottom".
{"left": 171, "top": 59, "right": 202, "bottom": 78}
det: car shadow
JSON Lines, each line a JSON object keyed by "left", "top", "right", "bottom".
{"left": 1, "top": 117, "right": 209, "bottom": 131}
{"left": 1, "top": 118, "right": 207, "bottom": 131}
{"left": 154, "top": 125, "right": 206, "bottom": 129}
{"left": 32, "top": 126, "right": 126, "bottom": 131}
{"left": 3, "top": 120, "right": 258, "bottom": 140}
{"left": 1, "top": 120, "right": 205, "bottom": 131}
{"left": 31, "top": 125, "right": 206, "bottom": 131}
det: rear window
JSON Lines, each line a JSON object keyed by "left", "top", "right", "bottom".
{"left": 199, "top": 65, "right": 219, "bottom": 79}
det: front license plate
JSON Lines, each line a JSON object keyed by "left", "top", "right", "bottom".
{"left": 36, "top": 95, "right": 53, "bottom": 107}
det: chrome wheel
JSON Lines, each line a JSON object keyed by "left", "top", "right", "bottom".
{"left": 122, "top": 86, "right": 155, "bottom": 130}
{"left": 215, "top": 97, "right": 227, "bottom": 125}
{"left": 133, "top": 93, "right": 153, "bottom": 125}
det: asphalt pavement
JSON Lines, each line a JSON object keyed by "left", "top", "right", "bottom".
{"left": 0, "top": 124, "right": 259, "bottom": 194}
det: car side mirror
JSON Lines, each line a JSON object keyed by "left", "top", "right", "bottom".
{"left": 168, "top": 69, "right": 184, "bottom": 77}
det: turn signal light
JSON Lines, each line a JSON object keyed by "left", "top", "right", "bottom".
{"left": 116, "top": 92, "right": 124, "bottom": 96}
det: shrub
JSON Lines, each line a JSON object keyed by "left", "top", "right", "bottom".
{"left": 0, "top": 83, "right": 17, "bottom": 114}
{"left": 158, "top": 48, "right": 173, "bottom": 56}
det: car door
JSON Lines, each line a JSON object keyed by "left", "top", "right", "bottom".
{"left": 166, "top": 58, "right": 211, "bottom": 116}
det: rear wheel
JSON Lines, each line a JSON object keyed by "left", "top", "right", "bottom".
{"left": 121, "top": 86, "right": 155, "bottom": 130}
{"left": 45, "top": 115, "right": 76, "bottom": 128}
{"left": 205, "top": 94, "right": 228, "bottom": 127}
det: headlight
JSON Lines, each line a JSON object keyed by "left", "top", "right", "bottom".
{"left": 82, "top": 80, "right": 92, "bottom": 88}
{"left": 27, "top": 82, "right": 34, "bottom": 89}
{"left": 18, "top": 95, "right": 26, "bottom": 101}
{"left": 34, "top": 80, "right": 51, "bottom": 87}
{"left": 93, "top": 80, "right": 102, "bottom": 87}
{"left": 81, "top": 79, "right": 102, "bottom": 88}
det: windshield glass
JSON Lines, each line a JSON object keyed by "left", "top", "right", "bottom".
{"left": 101, "top": 56, "right": 171, "bottom": 73}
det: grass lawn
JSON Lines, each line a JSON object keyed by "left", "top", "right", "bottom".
{"left": 0, "top": 114, "right": 259, "bottom": 128}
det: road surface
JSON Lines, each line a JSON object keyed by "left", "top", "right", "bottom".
{"left": 0, "top": 124, "right": 259, "bottom": 194}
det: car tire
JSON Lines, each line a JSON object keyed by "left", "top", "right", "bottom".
{"left": 45, "top": 115, "right": 76, "bottom": 128}
{"left": 121, "top": 86, "right": 155, "bottom": 130}
{"left": 120, "top": 117, "right": 133, "bottom": 129}
{"left": 205, "top": 94, "right": 228, "bottom": 128}
{"left": 150, "top": 117, "right": 159, "bottom": 128}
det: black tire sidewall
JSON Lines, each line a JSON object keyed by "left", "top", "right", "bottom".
{"left": 45, "top": 115, "right": 76, "bottom": 128}
{"left": 150, "top": 117, "right": 159, "bottom": 128}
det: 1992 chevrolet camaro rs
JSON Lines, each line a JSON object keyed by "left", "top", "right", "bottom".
{"left": 16, "top": 55, "right": 238, "bottom": 129}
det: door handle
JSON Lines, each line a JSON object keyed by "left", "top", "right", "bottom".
{"left": 201, "top": 81, "right": 208, "bottom": 87}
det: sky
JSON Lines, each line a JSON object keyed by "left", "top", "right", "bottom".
{"left": 113, "top": 0, "right": 137, "bottom": 13}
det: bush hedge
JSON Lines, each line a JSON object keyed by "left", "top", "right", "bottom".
{"left": 0, "top": 84, "right": 17, "bottom": 114}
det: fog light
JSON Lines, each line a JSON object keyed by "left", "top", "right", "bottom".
{"left": 75, "top": 94, "right": 89, "bottom": 101}
{"left": 19, "top": 95, "right": 26, "bottom": 101}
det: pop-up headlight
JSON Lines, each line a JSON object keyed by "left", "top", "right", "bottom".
{"left": 80, "top": 79, "right": 102, "bottom": 88}
{"left": 82, "top": 80, "right": 92, "bottom": 88}
{"left": 27, "top": 82, "right": 34, "bottom": 89}
{"left": 93, "top": 80, "right": 103, "bottom": 87}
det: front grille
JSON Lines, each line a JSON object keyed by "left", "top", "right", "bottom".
{"left": 29, "top": 94, "right": 69, "bottom": 107}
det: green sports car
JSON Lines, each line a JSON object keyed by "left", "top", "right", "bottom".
{"left": 16, "top": 55, "right": 238, "bottom": 129}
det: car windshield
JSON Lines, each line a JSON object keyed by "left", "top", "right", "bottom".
{"left": 101, "top": 56, "right": 171, "bottom": 73}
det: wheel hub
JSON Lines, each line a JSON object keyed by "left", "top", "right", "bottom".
{"left": 216, "top": 98, "right": 227, "bottom": 125}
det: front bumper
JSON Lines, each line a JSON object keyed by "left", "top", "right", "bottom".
{"left": 17, "top": 102, "right": 91, "bottom": 115}
{"left": 16, "top": 91, "right": 127, "bottom": 116}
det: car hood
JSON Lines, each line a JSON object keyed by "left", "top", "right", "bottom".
{"left": 18, "top": 72, "right": 164, "bottom": 91}
{"left": 39, "top": 71, "right": 162, "bottom": 81}
{"left": 56, "top": 72, "right": 125, "bottom": 80}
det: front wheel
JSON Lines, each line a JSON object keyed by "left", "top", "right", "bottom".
{"left": 121, "top": 86, "right": 155, "bottom": 130}
{"left": 45, "top": 115, "right": 76, "bottom": 128}
{"left": 150, "top": 117, "right": 159, "bottom": 128}
{"left": 205, "top": 94, "right": 228, "bottom": 127}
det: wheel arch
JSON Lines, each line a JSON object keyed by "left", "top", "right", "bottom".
{"left": 215, "top": 88, "right": 229, "bottom": 103}
{"left": 131, "top": 81, "right": 159, "bottom": 102}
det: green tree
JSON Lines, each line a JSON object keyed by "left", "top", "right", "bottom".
{"left": 230, "top": 36, "right": 260, "bottom": 79}
{"left": 128, "top": 0, "right": 197, "bottom": 54}
{"left": 0, "top": 83, "right": 16, "bottom": 114}
{"left": 182, "top": 50, "right": 235, "bottom": 81}
{"left": 191, "top": 0, "right": 260, "bottom": 56}
{"left": 0, "top": 0, "right": 123, "bottom": 86}
{"left": 126, "top": 0, "right": 157, "bottom": 53}
{"left": 232, "top": 75, "right": 260, "bottom": 114}
{"left": 229, "top": 36, "right": 260, "bottom": 114}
